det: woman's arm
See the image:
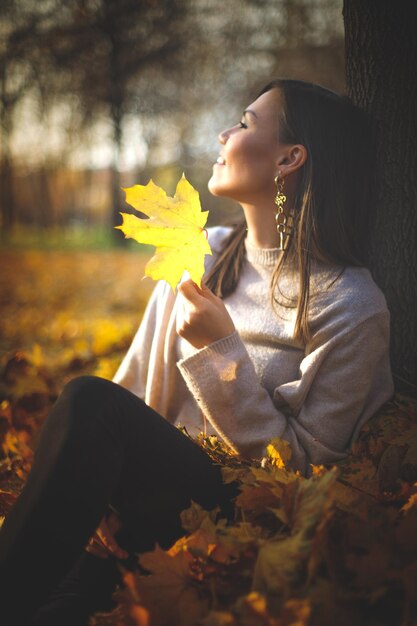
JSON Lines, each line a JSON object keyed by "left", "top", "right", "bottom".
{"left": 113, "top": 279, "right": 172, "bottom": 397}
{"left": 176, "top": 281, "right": 393, "bottom": 476}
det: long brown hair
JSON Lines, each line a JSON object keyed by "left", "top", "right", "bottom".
{"left": 205, "top": 79, "right": 375, "bottom": 343}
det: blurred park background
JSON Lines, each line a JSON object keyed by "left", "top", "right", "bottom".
{"left": 0, "top": 0, "right": 345, "bottom": 245}
{"left": 0, "top": 0, "right": 346, "bottom": 365}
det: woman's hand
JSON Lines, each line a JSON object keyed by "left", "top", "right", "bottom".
{"left": 85, "top": 510, "right": 129, "bottom": 560}
{"left": 176, "top": 279, "right": 236, "bottom": 349}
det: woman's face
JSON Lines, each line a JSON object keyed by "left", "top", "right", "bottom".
{"left": 208, "top": 88, "right": 284, "bottom": 204}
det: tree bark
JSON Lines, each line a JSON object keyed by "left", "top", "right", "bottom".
{"left": 0, "top": 78, "right": 14, "bottom": 236}
{"left": 343, "top": 0, "right": 417, "bottom": 395}
{"left": 0, "top": 152, "right": 14, "bottom": 236}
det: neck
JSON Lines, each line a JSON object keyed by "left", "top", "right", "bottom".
{"left": 241, "top": 202, "right": 280, "bottom": 248}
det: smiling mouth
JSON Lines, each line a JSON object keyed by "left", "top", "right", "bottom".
{"left": 216, "top": 156, "right": 226, "bottom": 165}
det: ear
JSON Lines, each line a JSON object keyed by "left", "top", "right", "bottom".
{"left": 275, "top": 144, "right": 307, "bottom": 177}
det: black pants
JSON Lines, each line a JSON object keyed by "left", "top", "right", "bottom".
{"left": 0, "top": 376, "right": 237, "bottom": 626}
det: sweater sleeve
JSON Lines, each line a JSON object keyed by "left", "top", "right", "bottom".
{"left": 177, "top": 311, "right": 393, "bottom": 475}
{"left": 112, "top": 279, "right": 171, "bottom": 398}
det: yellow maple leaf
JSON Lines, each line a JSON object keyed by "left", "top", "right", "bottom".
{"left": 116, "top": 174, "right": 212, "bottom": 290}
{"left": 266, "top": 437, "right": 293, "bottom": 469}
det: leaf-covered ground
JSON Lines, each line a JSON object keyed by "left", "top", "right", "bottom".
{"left": 1, "top": 250, "right": 417, "bottom": 626}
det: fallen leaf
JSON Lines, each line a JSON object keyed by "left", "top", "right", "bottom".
{"left": 253, "top": 469, "right": 337, "bottom": 596}
{"left": 277, "top": 597, "right": 311, "bottom": 626}
{"left": 180, "top": 500, "right": 219, "bottom": 535}
{"left": 400, "top": 490, "right": 417, "bottom": 514}
{"left": 266, "top": 438, "right": 293, "bottom": 469}
{"left": 200, "top": 610, "right": 237, "bottom": 625}
{"left": 252, "top": 535, "right": 307, "bottom": 597}
{"left": 236, "top": 483, "right": 281, "bottom": 515}
{"left": 132, "top": 540, "right": 210, "bottom": 626}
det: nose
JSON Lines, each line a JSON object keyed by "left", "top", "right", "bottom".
{"left": 218, "top": 128, "right": 229, "bottom": 144}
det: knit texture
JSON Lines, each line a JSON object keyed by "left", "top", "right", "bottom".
{"left": 113, "top": 226, "right": 394, "bottom": 475}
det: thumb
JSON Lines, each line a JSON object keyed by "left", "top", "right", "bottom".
{"left": 178, "top": 279, "right": 202, "bottom": 303}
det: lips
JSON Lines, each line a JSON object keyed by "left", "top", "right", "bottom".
{"left": 216, "top": 155, "right": 226, "bottom": 165}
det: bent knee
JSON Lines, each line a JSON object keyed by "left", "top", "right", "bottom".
{"left": 61, "top": 376, "right": 109, "bottom": 404}
{"left": 58, "top": 376, "right": 120, "bottom": 428}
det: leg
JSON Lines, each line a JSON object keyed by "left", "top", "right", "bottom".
{"left": 0, "top": 376, "right": 235, "bottom": 625}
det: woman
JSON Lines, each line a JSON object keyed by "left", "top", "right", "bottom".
{"left": 0, "top": 79, "right": 393, "bottom": 625}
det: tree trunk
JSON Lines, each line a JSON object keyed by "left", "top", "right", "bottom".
{"left": 37, "top": 167, "right": 54, "bottom": 229}
{"left": 109, "top": 106, "right": 128, "bottom": 246}
{"left": 0, "top": 97, "right": 14, "bottom": 236}
{"left": 343, "top": 0, "right": 417, "bottom": 396}
{"left": 0, "top": 153, "right": 14, "bottom": 237}
{"left": 106, "top": 8, "right": 126, "bottom": 246}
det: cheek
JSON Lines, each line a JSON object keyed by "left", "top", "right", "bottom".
{"left": 232, "top": 142, "right": 276, "bottom": 188}
{"left": 234, "top": 136, "right": 275, "bottom": 167}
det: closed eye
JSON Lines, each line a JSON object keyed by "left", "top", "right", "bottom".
{"left": 239, "top": 121, "right": 248, "bottom": 129}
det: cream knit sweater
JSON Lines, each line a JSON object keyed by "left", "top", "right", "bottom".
{"left": 113, "top": 226, "right": 394, "bottom": 475}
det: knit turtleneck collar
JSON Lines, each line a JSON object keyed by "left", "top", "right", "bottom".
{"left": 244, "top": 237, "right": 281, "bottom": 267}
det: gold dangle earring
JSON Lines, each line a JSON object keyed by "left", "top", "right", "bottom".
{"left": 274, "top": 173, "right": 292, "bottom": 251}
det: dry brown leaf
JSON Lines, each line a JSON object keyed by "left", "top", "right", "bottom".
{"left": 235, "top": 483, "right": 281, "bottom": 515}
{"left": 132, "top": 543, "right": 208, "bottom": 626}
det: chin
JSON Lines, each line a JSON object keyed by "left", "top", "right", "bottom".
{"left": 207, "top": 178, "right": 220, "bottom": 196}
{"left": 208, "top": 176, "right": 230, "bottom": 198}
